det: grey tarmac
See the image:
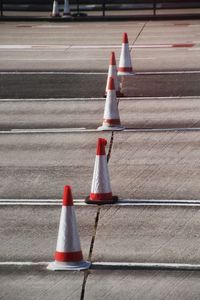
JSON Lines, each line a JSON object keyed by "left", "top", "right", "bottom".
{"left": 85, "top": 269, "right": 200, "bottom": 300}
{"left": 0, "top": 265, "right": 84, "bottom": 300}
{"left": 0, "top": 96, "right": 200, "bottom": 130}
{"left": 1, "top": 17, "right": 200, "bottom": 300}
{"left": 0, "top": 73, "right": 200, "bottom": 98}
{"left": 1, "top": 266, "right": 200, "bottom": 300}
{"left": 0, "top": 206, "right": 96, "bottom": 262}
{"left": 1, "top": 205, "right": 200, "bottom": 264}
{"left": 1, "top": 131, "right": 200, "bottom": 200}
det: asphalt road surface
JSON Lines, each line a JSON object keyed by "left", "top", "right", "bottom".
{"left": 1, "top": 19, "right": 200, "bottom": 300}
{"left": 0, "top": 96, "right": 200, "bottom": 129}
{"left": 0, "top": 73, "right": 200, "bottom": 98}
{"left": 1, "top": 130, "right": 200, "bottom": 200}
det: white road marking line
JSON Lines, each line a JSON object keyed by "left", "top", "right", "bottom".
{"left": 1, "top": 199, "right": 200, "bottom": 206}
{"left": 0, "top": 45, "right": 33, "bottom": 49}
{"left": 0, "top": 128, "right": 91, "bottom": 134}
{"left": 0, "top": 58, "right": 111, "bottom": 61}
{"left": 1, "top": 261, "right": 200, "bottom": 271}
{"left": 0, "top": 262, "right": 48, "bottom": 266}
{"left": 92, "top": 262, "right": 200, "bottom": 271}
{"left": 0, "top": 96, "right": 199, "bottom": 102}
{"left": 0, "top": 72, "right": 107, "bottom": 75}
{"left": 0, "top": 44, "right": 194, "bottom": 50}
{"left": 137, "top": 70, "right": 200, "bottom": 75}
{"left": 0, "top": 70, "right": 200, "bottom": 75}
{"left": 0, "top": 97, "right": 105, "bottom": 102}
{"left": 0, "top": 58, "right": 154, "bottom": 61}
{"left": 1, "top": 127, "right": 200, "bottom": 134}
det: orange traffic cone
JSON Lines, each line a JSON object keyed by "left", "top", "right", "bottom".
{"left": 47, "top": 186, "right": 91, "bottom": 271}
{"left": 85, "top": 138, "right": 118, "bottom": 205}
{"left": 118, "top": 33, "right": 134, "bottom": 76}
{"left": 105, "top": 52, "right": 124, "bottom": 97}
{"left": 51, "top": 0, "right": 61, "bottom": 17}
{"left": 63, "top": 0, "right": 71, "bottom": 17}
{"left": 98, "top": 77, "right": 124, "bottom": 131}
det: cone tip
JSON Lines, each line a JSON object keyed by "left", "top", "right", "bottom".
{"left": 96, "top": 138, "right": 107, "bottom": 155}
{"left": 110, "top": 52, "right": 116, "bottom": 66}
{"left": 62, "top": 185, "right": 73, "bottom": 206}
{"left": 123, "top": 32, "right": 128, "bottom": 44}
{"left": 107, "top": 77, "right": 115, "bottom": 90}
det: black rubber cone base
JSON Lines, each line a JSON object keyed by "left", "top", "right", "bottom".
{"left": 85, "top": 196, "right": 118, "bottom": 205}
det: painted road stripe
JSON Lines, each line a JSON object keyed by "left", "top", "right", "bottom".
{"left": 91, "top": 262, "right": 200, "bottom": 271}
{"left": 0, "top": 43, "right": 195, "bottom": 50}
{"left": 0, "top": 58, "right": 154, "bottom": 62}
{"left": 1, "top": 127, "right": 200, "bottom": 134}
{"left": 0, "top": 70, "right": 200, "bottom": 75}
{"left": 0, "top": 97, "right": 106, "bottom": 102}
{"left": 1, "top": 199, "right": 200, "bottom": 206}
{"left": 0, "top": 96, "right": 199, "bottom": 102}
{"left": 0, "top": 262, "right": 48, "bottom": 266}
{"left": 1, "top": 261, "right": 200, "bottom": 271}
{"left": 0, "top": 58, "right": 111, "bottom": 61}
{"left": 0, "top": 72, "right": 108, "bottom": 75}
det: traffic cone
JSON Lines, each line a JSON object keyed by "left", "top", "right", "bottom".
{"left": 105, "top": 52, "right": 124, "bottom": 98}
{"left": 63, "top": 0, "right": 71, "bottom": 17}
{"left": 47, "top": 186, "right": 91, "bottom": 271}
{"left": 118, "top": 33, "right": 134, "bottom": 76}
{"left": 98, "top": 77, "right": 124, "bottom": 131}
{"left": 85, "top": 138, "right": 118, "bottom": 205}
{"left": 51, "top": 0, "right": 61, "bottom": 18}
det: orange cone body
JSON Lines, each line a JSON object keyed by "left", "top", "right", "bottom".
{"left": 85, "top": 138, "right": 118, "bottom": 205}
{"left": 105, "top": 52, "right": 124, "bottom": 97}
{"left": 47, "top": 186, "right": 91, "bottom": 271}
{"left": 98, "top": 77, "right": 124, "bottom": 131}
{"left": 51, "top": 0, "right": 61, "bottom": 17}
{"left": 118, "top": 33, "right": 134, "bottom": 76}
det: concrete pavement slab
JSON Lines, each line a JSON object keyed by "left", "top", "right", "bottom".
{"left": 0, "top": 206, "right": 96, "bottom": 261}
{"left": 93, "top": 206, "right": 200, "bottom": 263}
{"left": 1, "top": 131, "right": 200, "bottom": 199}
{"left": 0, "top": 73, "right": 200, "bottom": 98}
{"left": 0, "top": 74, "right": 106, "bottom": 98}
{"left": 85, "top": 269, "right": 200, "bottom": 300}
{"left": 0, "top": 20, "right": 200, "bottom": 71}
{"left": 0, "top": 265, "right": 83, "bottom": 300}
{"left": 123, "top": 73, "right": 200, "bottom": 97}
{"left": 0, "top": 47, "right": 199, "bottom": 71}
{"left": 1, "top": 97, "right": 200, "bottom": 130}
{"left": 0, "top": 21, "right": 143, "bottom": 45}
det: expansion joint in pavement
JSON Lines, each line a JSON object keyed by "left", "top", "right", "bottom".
{"left": 130, "top": 21, "right": 147, "bottom": 51}
{"left": 80, "top": 207, "right": 101, "bottom": 300}
{"left": 107, "top": 131, "right": 115, "bottom": 163}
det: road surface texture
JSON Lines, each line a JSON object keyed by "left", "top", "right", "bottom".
{"left": 0, "top": 17, "right": 200, "bottom": 300}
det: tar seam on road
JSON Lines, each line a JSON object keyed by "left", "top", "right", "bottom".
{"left": 130, "top": 21, "right": 147, "bottom": 52}
{"left": 80, "top": 207, "right": 101, "bottom": 300}
{"left": 107, "top": 131, "right": 114, "bottom": 163}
